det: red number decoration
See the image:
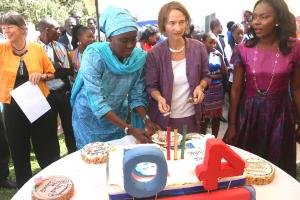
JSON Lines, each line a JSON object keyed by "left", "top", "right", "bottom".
{"left": 195, "top": 138, "right": 245, "bottom": 191}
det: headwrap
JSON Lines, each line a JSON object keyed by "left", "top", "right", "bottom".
{"left": 99, "top": 6, "right": 138, "bottom": 38}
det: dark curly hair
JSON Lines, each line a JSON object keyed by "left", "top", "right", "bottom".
{"left": 246, "top": 0, "right": 296, "bottom": 55}
{"left": 139, "top": 26, "right": 158, "bottom": 42}
{"left": 229, "top": 23, "right": 244, "bottom": 50}
{"left": 71, "top": 24, "right": 91, "bottom": 49}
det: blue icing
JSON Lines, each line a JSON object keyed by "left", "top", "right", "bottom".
{"left": 134, "top": 162, "right": 157, "bottom": 176}
{"left": 123, "top": 145, "right": 168, "bottom": 198}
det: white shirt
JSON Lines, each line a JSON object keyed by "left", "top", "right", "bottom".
{"left": 36, "top": 37, "right": 65, "bottom": 90}
{"left": 224, "top": 45, "right": 234, "bottom": 82}
{"left": 170, "top": 59, "right": 195, "bottom": 118}
{"left": 37, "top": 38, "right": 55, "bottom": 63}
{"left": 66, "top": 32, "right": 73, "bottom": 50}
{"left": 216, "top": 35, "right": 225, "bottom": 55}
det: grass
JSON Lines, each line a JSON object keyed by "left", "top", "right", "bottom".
{"left": 1, "top": 137, "right": 300, "bottom": 200}
{"left": 0, "top": 134, "right": 68, "bottom": 200}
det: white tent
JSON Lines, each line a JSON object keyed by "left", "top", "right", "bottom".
{"left": 98, "top": 0, "right": 299, "bottom": 32}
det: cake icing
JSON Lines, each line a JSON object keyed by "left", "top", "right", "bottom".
{"left": 81, "top": 142, "right": 110, "bottom": 164}
{"left": 31, "top": 175, "right": 74, "bottom": 200}
{"left": 245, "top": 158, "right": 275, "bottom": 185}
{"left": 108, "top": 137, "right": 246, "bottom": 199}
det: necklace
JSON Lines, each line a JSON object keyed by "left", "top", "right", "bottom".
{"left": 12, "top": 40, "right": 28, "bottom": 57}
{"left": 252, "top": 47, "right": 279, "bottom": 96}
{"left": 18, "top": 58, "right": 25, "bottom": 76}
{"left": 169, "top": 45, "right": 185, "bottom": 53}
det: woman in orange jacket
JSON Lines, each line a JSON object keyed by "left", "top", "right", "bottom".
{"left": 0, "top": 11, "right": 60, "bottom": 188}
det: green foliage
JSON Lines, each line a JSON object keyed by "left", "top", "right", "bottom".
{"left": 0, "top": 0, "right": 95, "bottom": 26}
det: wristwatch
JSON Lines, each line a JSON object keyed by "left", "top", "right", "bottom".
{"left": 143, "top": 114, "right": 150, "bottom": 124}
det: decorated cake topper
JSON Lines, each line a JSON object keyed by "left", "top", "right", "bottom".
{"left": 195, "top": 138, "right": 245, "bottom": 191}
{"left": 110, "top": 137, "right": 249, "bottom": 199}
{"left": 123, "top": 145, "right": 168, "bottom": 198}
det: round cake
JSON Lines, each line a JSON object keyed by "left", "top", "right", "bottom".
{"left": 81, "top": 142, "right": 110, "bottom": 164}
{"left": 32, "top": 175, "right": 74, "bottom": 200}
{"left": 244, "top": 158, "right": 275, "bottom": 185}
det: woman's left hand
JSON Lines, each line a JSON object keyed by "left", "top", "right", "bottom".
{"left": 29, "top": 73, "right": 46, "bottom": 84}
{"left": 193, "top": 85, "right": 205, "bottom": 104}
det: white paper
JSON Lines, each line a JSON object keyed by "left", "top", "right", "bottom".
{"left": 10, "top": 81, "right": 51, "bottom": 123}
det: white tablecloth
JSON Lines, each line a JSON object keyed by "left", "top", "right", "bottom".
{"left": 12, "top": 136, "right": 300, "bottom": 200}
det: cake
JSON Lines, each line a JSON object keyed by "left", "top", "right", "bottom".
{"left": 81, "top": 142, "right": 110, "bottom": 164}
{"left": 31, "top": 175, "right": 74, "bottom": 200}
{"left": 244, "top": 158, "right": 275, "bottom": 185}
{"left": 107, "top": 137, "right": 247, "bottom": 199}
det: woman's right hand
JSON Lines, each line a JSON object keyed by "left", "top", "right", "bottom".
{"left": 223, "top": 125, "right": 237, "bottom": 145}
{"left": 29, "top": 73, "right": 47, "bottom": 84}
{"left": 157, "top": 96, "right": 170, "bottom": 114}
{"left": 129, "top": 127, "right": 152, "bottom": 143}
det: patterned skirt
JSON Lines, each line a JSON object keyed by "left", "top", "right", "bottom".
{"left": 203, "top": 83, "right": 224, "bottom": 118}
{"left": 224, "top": 92, "right": 297, "bottom": 177}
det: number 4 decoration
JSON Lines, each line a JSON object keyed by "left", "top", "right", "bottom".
{"left": 195, "top": 138, "right": 245, "bottom": 191}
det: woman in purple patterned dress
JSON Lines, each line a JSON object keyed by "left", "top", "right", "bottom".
{"left": 223, "top": 0, "right": 300, "bottom": 177}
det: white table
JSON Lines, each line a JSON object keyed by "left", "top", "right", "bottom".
{"left": 12, "top": 136, "right": 300, "bottom": 200}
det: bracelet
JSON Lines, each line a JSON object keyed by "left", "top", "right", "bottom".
{"left": 124, "top": 126, "right": 130, "bottom": 135}
{"left": 143, "top": 114, "right": 150, "bottom": 124}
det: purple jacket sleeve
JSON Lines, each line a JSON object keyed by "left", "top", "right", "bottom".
{"left": 145, "top": 51, "right": 160, "bottom": 95}
{"left": 198, "top": 42, "right": 211, "bottom": 87}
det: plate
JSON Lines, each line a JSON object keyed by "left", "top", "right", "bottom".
{"left": 151, "top": 131, "right": 183, "bottom": 147}
{"left": 186, "top": 132, "right": 215, "bottom": 140}
{"left": 186, "top": 132, "right": 205, "bottom": 140}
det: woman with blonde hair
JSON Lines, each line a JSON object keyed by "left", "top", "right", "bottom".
{"left": 145, "top": 1, "right": 211, "bottom": 133}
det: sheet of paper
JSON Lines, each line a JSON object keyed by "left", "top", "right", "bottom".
{"left": 10, "top": 81, "right": 51, "bottom": 123}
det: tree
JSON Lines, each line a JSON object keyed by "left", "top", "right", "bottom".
{"left": 0, "top": 0, "right": 95, "bottom": 26}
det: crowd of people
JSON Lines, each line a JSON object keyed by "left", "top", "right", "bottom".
{"left": 0, "top": 0, "right": 299, "bottom": 191}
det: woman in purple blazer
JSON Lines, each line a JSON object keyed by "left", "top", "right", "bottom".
{"left": 145, "top": 1, "right": 211, "bottom": 133}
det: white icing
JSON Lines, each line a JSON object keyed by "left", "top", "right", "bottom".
{"left": 108, "top": 138, "right": 246, "bottom": 195}
{"left": 245, "top": 158, "right": 274, "bottom": 177}
{"left": 81, "top": 142, "right": 109, "bottom": 161}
